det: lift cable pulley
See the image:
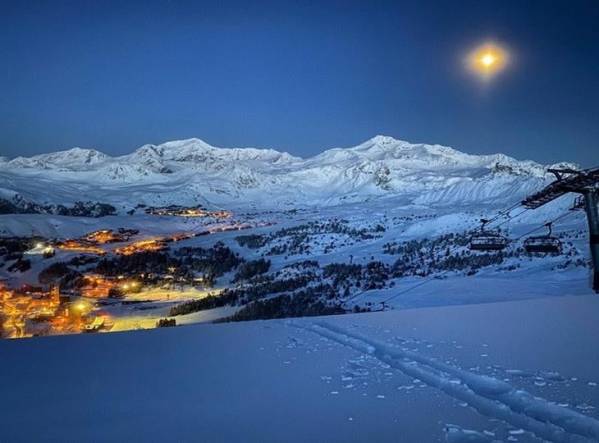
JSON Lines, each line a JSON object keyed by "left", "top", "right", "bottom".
{"left": 521, "top": 166, "right": 599, "bottom": 292}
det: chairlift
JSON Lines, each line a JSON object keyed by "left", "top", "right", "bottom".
{"left": 523, "top": 222, "right": 562, "bottom": 254}
{"left": 469, "top": 219, "right": 509, "bottom": 251}
{"left": 570, "top": 196, "right": 585, "bottom": 211}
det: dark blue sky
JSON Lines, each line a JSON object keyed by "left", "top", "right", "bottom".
{"left": 1, "top": 0, "right": 598, "bottom": 166}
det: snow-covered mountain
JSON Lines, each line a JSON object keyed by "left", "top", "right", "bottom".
{"left": 0, "top": 136, "right": 574, "bottom": 212}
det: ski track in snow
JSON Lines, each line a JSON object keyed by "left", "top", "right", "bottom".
{"left": 290, "top": 321, "right": 599, "bottom": 443}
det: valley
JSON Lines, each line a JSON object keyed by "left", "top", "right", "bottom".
{"left": 0, "top": 196, "right": 592, "bottom": 339}
{"left": 1, "top": 135, "right": 597, "bottom": 442}
{"left": 0, "top": 136, "right": 595, "bottom": 340}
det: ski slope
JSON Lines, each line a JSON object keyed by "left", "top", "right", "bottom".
{"left": 1, "top": 295, "right": 598, "bottom": 442}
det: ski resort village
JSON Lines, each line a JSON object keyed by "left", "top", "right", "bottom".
{"left": 4, "top": 1, "right": 599, "bottom": 440}
{"left": 1, "top": 137, "right": 598, "bottom": 338}
{"left": 1, "top": 136, "right": 598, "bottom": 442}
{"left": 5, "top": 1, "right": 599, "bottom": 440}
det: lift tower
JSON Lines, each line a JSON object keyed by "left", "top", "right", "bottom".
{"left": 522, "top": 167, "right": 599, "bottom": 292}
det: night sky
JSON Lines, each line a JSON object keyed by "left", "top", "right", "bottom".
{"left": 1, "top": 0, "right": 598, "bottom": 166}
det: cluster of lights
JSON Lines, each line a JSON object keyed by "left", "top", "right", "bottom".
{"left": 33, "top": 242, "right": 55, "bottom": 254}
{"left": 74, "top": 301, "right": 89, "bottom": 313}
{"left": 146, "top": 206, "right": 232, "bottom": 219}
{"left": 0, "top": 284, "right": 103, "bottom": 338}
{"left": 115, "top": 238, "right": 167, "bottom": 256}
{"left": 79, "top": 275, "right": 143, "bottom": 297}
{"left": 85, "top": 230, "right": 120, "bottom": 244}
{"left": 81, "top": 275, "right": 116, "bottom": 298}
{"left": 121, "top": 281, "right": 139, "bottom": 291}
{"left": 55, "top": 240, "right": 106, "bottom": 255}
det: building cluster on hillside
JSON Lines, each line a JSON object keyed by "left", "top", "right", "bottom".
{"left": 83, "top": 229, "right": 138, "bottom": 244}
{"left": 0, "top": 282, "right": 109, "bottom": 338}
{"left": 53, "top": 228, "right": 141, "bottom": 255}
{"left": 115, "top": 238, "right": 168, "bottom": 255}
{"left": 54, "top": 239, "right": 106, "bottom": 255}
{"left": 145, "top": 205, "right": 231, "bottom": 219}
{"left": 76, "top": 274, "right": 145, "bottom": 298}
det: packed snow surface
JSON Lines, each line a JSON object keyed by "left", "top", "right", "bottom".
{"left": 1, "top": 295, "right": 598, "bottom": 442}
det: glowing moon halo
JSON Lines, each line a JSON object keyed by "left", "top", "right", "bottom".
{"left": 466, "top": 42, "right": 509, "bottom": 80}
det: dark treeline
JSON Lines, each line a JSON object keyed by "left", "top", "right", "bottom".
{"left": 218, "top": 289, "right": 345, "bottom": 322}
{"left": 0, "top": 197, "right": 116, "bottom": 217}
{"left": 235, "top": 234, "right": 267, "bottom": 249}
{"left": 93, "top": 242, "right": 243, "bottom": 285}
{"left": 175, "top": 242, "right": 243, "bottom": 280}
{"left": 169, "top": 274, "right": 314, "bottom": 316}
{"left": 38, "top": 262, "right": 82, "bottom": 288}
{"left": 233, "top": 259, "right": 271, "bottom": 282}
{"left": 235, "top": 219, "right": 385, "bottom": 256}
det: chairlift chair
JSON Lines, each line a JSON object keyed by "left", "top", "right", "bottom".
{"left": 469, "top": 219, "right": 509, "bottom": 251}
{"left": 523, "top": 222, "right": 562, "bottom": 254}
{"left": 570, "top": 196, "right": 586, "bottom": 211}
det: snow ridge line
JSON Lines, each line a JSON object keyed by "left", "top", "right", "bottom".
{"left": 292, "top": 321, "right": 599, "bottom": 443}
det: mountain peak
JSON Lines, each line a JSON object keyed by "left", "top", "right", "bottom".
{"left": 368, "top": 135, "right": 419, "bottom": 147}
{"left": 0, "top": 135, "right": 557, "bottom": 210}
{"left": 7, "top": 147, "right": 108, "bottom": 169}
{"left": 370, "top": 134, "right": 400, "bottom": 144}
{"left": 158, "top": 137, "right": 214, "bottom": 150}
{"left": 356, "top": 135, "right": 412, "bottom": 148}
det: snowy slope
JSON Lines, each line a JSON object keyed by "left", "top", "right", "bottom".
{"left": 1, "top": 295, "right": 598, "bottom": 442}
{"left": 0, "top": 136, "right": 574, "bottom": 211}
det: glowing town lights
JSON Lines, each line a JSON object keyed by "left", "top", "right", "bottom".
{"left": 0, "top": 283, "right": 112, "bottom": 338}
{"left": 55, "top": 240, "right": 106, "bottom": 255}
{"left": 466, "top": 42, "right": 509, "bottom": 80}
{"left": 24, "top": 242, "right": 55, "bottom": 256}
{"left": 115, "top": 238, "right": 167, "bottom": 255}
{"left": 120, "top": 281, "right": 140, "bottom": 293}
{"left": 145, "top": 205, "right": 232, "bottom": 219}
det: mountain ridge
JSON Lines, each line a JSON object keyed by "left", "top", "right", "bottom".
{"left": 0, "top": 136, "right": 577, "bottom": 211}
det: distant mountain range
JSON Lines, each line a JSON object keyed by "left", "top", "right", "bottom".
{"left": 0, "top": 136, "right": 575, "bottom": 213}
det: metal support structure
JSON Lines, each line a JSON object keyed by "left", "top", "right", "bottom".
{"left": 583, "top": 190, "right": 599, "bottom": 292}
{"left": 522, "top": 167, "right": 599, "bottom": 293}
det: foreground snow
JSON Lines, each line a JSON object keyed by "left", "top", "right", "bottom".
{"left": 1, "top": 295, "right": 598, "bottom": 442}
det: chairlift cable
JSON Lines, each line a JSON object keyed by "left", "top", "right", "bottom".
{"left": 346, "top": 186, "right": 587, "bottom": 309}
{"left": 341, "top": 289, "right": 369, "bottom": 307}
{"left": 513, "top": 210, "right": 579, "bottom": 241}
{"left": 492, "top": 208, "right": 531, "bottom": 229}
{"left": 379, "top": 270, "right": 453, "bottom": 305}
{"left": 484, "top": 201, "right": 523, "bottom": 226}
{"left": 378, "top": 209, "right": 581, "bottom": 307}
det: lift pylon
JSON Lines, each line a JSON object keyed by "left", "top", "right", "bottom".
{"left": 522, "top": 167, "right": 599, "bottom": 292}
{"left": 582, "top": 190, "right": 599, "bottom": 292}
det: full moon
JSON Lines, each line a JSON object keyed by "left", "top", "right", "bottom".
{"left": 466, "top": 42, "right": 509, "bottom": 79}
